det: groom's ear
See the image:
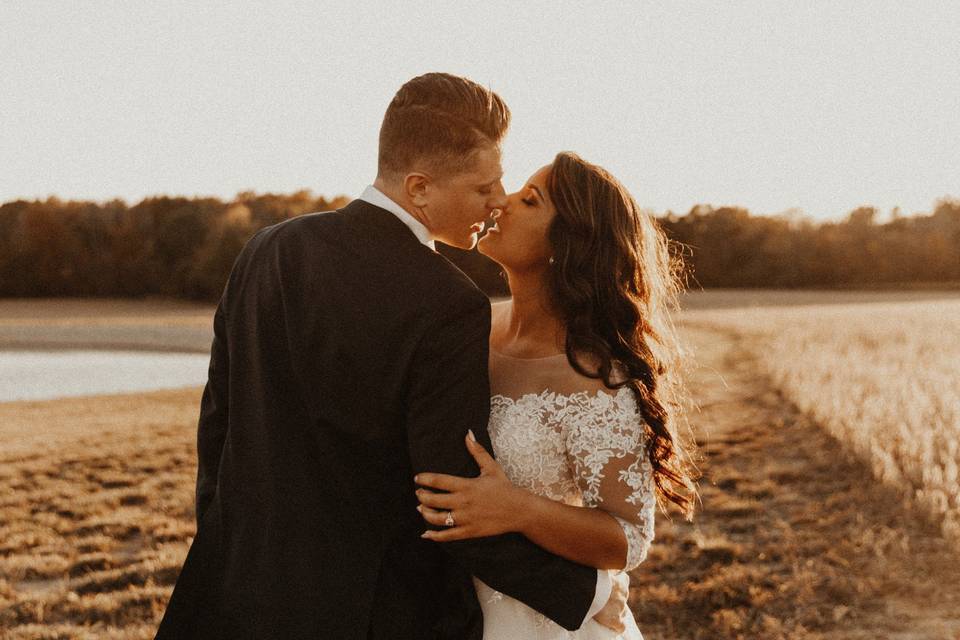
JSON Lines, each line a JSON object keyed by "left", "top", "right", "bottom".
{"left": 403, "top": 172, "right": 431, "bottom": 208}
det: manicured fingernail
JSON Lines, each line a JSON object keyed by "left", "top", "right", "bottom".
{"left": 467, "top": 429, "right": 477, "bottom": 442}
{"left": 414, "top": 475, "right": 420, "bottom": 483}
{"left": 416, "top": 505, "right": 422, "bottom": 513}
{"left": 421, "top": 532, "right": 430, "bottom": 539}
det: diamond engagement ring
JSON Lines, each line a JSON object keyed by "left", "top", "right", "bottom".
{"left": 444, "top": 511, "right": 456, "bottom": 527}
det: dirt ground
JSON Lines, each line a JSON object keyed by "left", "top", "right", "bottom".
{"left": 1, "top": 315, "right": 959, "bottom": 638}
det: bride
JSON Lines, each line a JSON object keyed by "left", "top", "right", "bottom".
{"left": 415, "top": 152, "right": 697, "bottom": 639}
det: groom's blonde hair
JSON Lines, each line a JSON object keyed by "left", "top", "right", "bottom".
{"left": 377, "top": 72, "right": 510, "bottom": 181}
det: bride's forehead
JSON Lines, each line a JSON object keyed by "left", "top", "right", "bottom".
{"left": 530, "top": 164, "right": 552, "bottom": 182}
{"left": 524, "top": 164, "right": 552, "bottom": 190}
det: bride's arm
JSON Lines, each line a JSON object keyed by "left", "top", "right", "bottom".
{"left": 513, "top": 486, "right": 630, "bottom": 570}
{"left": 416, "top": 429, "right": 655, "bottom": 572}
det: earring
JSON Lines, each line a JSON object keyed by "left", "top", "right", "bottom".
{"left": 548, "top": 256, "right": 555, "bottom": 265}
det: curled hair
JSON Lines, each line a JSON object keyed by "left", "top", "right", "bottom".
{"left": 378, "top": 72, "right": 510, "bottom": 180}
{"left": 546, "top": 152, "right": 698, "bottom": 516}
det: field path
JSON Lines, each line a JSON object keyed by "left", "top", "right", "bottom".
{"left": 630, "top": 325, "right": 960, "bottom": 639}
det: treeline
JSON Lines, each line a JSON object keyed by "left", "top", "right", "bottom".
{"left": 0, "top": 191, "right": 350, "bottom": 300}
{"left": 660, "top": 201, "right": 960, "bottom": 289}
{"left": 1, "top": 193, "right": 958, "bottom": 300}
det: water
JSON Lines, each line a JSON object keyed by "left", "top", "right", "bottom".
{"left": 0, "top": 350, "right": 211, "bottom": 402}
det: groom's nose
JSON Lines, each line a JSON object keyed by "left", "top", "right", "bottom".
{"left": 488, "top": 182, "right": 507, "bottom": 209}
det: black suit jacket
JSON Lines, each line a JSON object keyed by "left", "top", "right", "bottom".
{"left": 155, "top": 199, "right": 598, "bottom": 639}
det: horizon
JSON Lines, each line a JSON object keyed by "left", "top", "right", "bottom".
{"left": 2, "top": 2, "right": 958, "bottom": 221}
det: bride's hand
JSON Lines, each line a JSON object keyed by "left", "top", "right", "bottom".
{"left": 592, "top": 570, "right": 630, "bottom": 633}
{"left": 415, "top": 431, "right": 527, "bottom": 541}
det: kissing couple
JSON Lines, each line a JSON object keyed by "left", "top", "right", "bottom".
{"left": 156, "top": 72, "right": 694, "bottom": 639}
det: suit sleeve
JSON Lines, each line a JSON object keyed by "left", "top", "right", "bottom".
{"left": 195, "top": 295, "right": 229, "bottom": 524}
{"left": 193, "top": 226, "right": 270, "bottom": 523}
{"left": 404, "top": 285, "right": 598, "bottom": 631}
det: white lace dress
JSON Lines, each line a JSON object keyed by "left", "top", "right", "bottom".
{"left": 473, "top": 348, "right": 655, "bottom": 639}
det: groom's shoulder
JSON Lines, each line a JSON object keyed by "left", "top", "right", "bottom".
{"left": 242, "top": 205, "right": 485, "bottom": 302}
{"left": 238, "top": 208, "right": 353, "bottom": 264}
{"left": 412, "top": 251, "right": 489, "bottom": 323}
{"left": 423, "top": 250, "right": 484, "bottom": 295}
{"left": 257, "top": 208, "right": 345, "bottom": 243}
{"left": 250, "top": 200, "right": 407, "bottom": 254}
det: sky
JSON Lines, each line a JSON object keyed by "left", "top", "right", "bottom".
{"left": 2, "top": 1, "right": 958, "bottom": 221}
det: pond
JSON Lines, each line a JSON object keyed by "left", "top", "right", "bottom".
{"left": 0, "top": 350, "right": 211, "bottom": 402}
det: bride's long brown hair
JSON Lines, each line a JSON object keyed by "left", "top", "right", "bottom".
{"left": 546, "top": 152, "right": 698, "bottom": 516}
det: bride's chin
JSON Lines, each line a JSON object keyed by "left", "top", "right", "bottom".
{"left": 477, "top": 235, "right": 498, "bottom": 258}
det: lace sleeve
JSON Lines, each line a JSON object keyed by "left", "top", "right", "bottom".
{"left": 562, "top": 389, "right": 656, "bottom": 572}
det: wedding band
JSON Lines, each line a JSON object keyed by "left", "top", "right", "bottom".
{"left": 444, "top": 511, "right": 456, "bottom": 527}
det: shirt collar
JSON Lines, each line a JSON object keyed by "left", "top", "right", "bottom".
{"left": 358, "top": 185, "right": 435, "bottom": 250}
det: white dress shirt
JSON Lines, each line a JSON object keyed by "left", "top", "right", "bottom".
{"left": 358, "top": 184, "right": 612, "bottom": 629}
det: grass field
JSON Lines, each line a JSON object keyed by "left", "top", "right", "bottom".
{"left": 684, "top": 296, "right": 960, "bottom": 548}
{"left": 637, "top": 319, "right": 960, "bottom": 639}
{"left": 1, "top": 292, "right": 959, "bottom": 638}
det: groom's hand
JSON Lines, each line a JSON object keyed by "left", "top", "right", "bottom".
{"left": 591, "top": 570, "right": 631, "bottom": 633}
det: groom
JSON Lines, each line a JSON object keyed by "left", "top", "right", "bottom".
{"left": 156, "top": 72, "right": 622, "bottom": 639}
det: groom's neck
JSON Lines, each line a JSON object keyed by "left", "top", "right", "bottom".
{"left": 372, "top": 177, "right": 433, "bottom": 232}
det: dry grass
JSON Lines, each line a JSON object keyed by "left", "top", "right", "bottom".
{"left": 684, "top": 297, "right": 960, "bottom": 547}
{"left": 0, "top": 388, "right": 201, "bottom": 638}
